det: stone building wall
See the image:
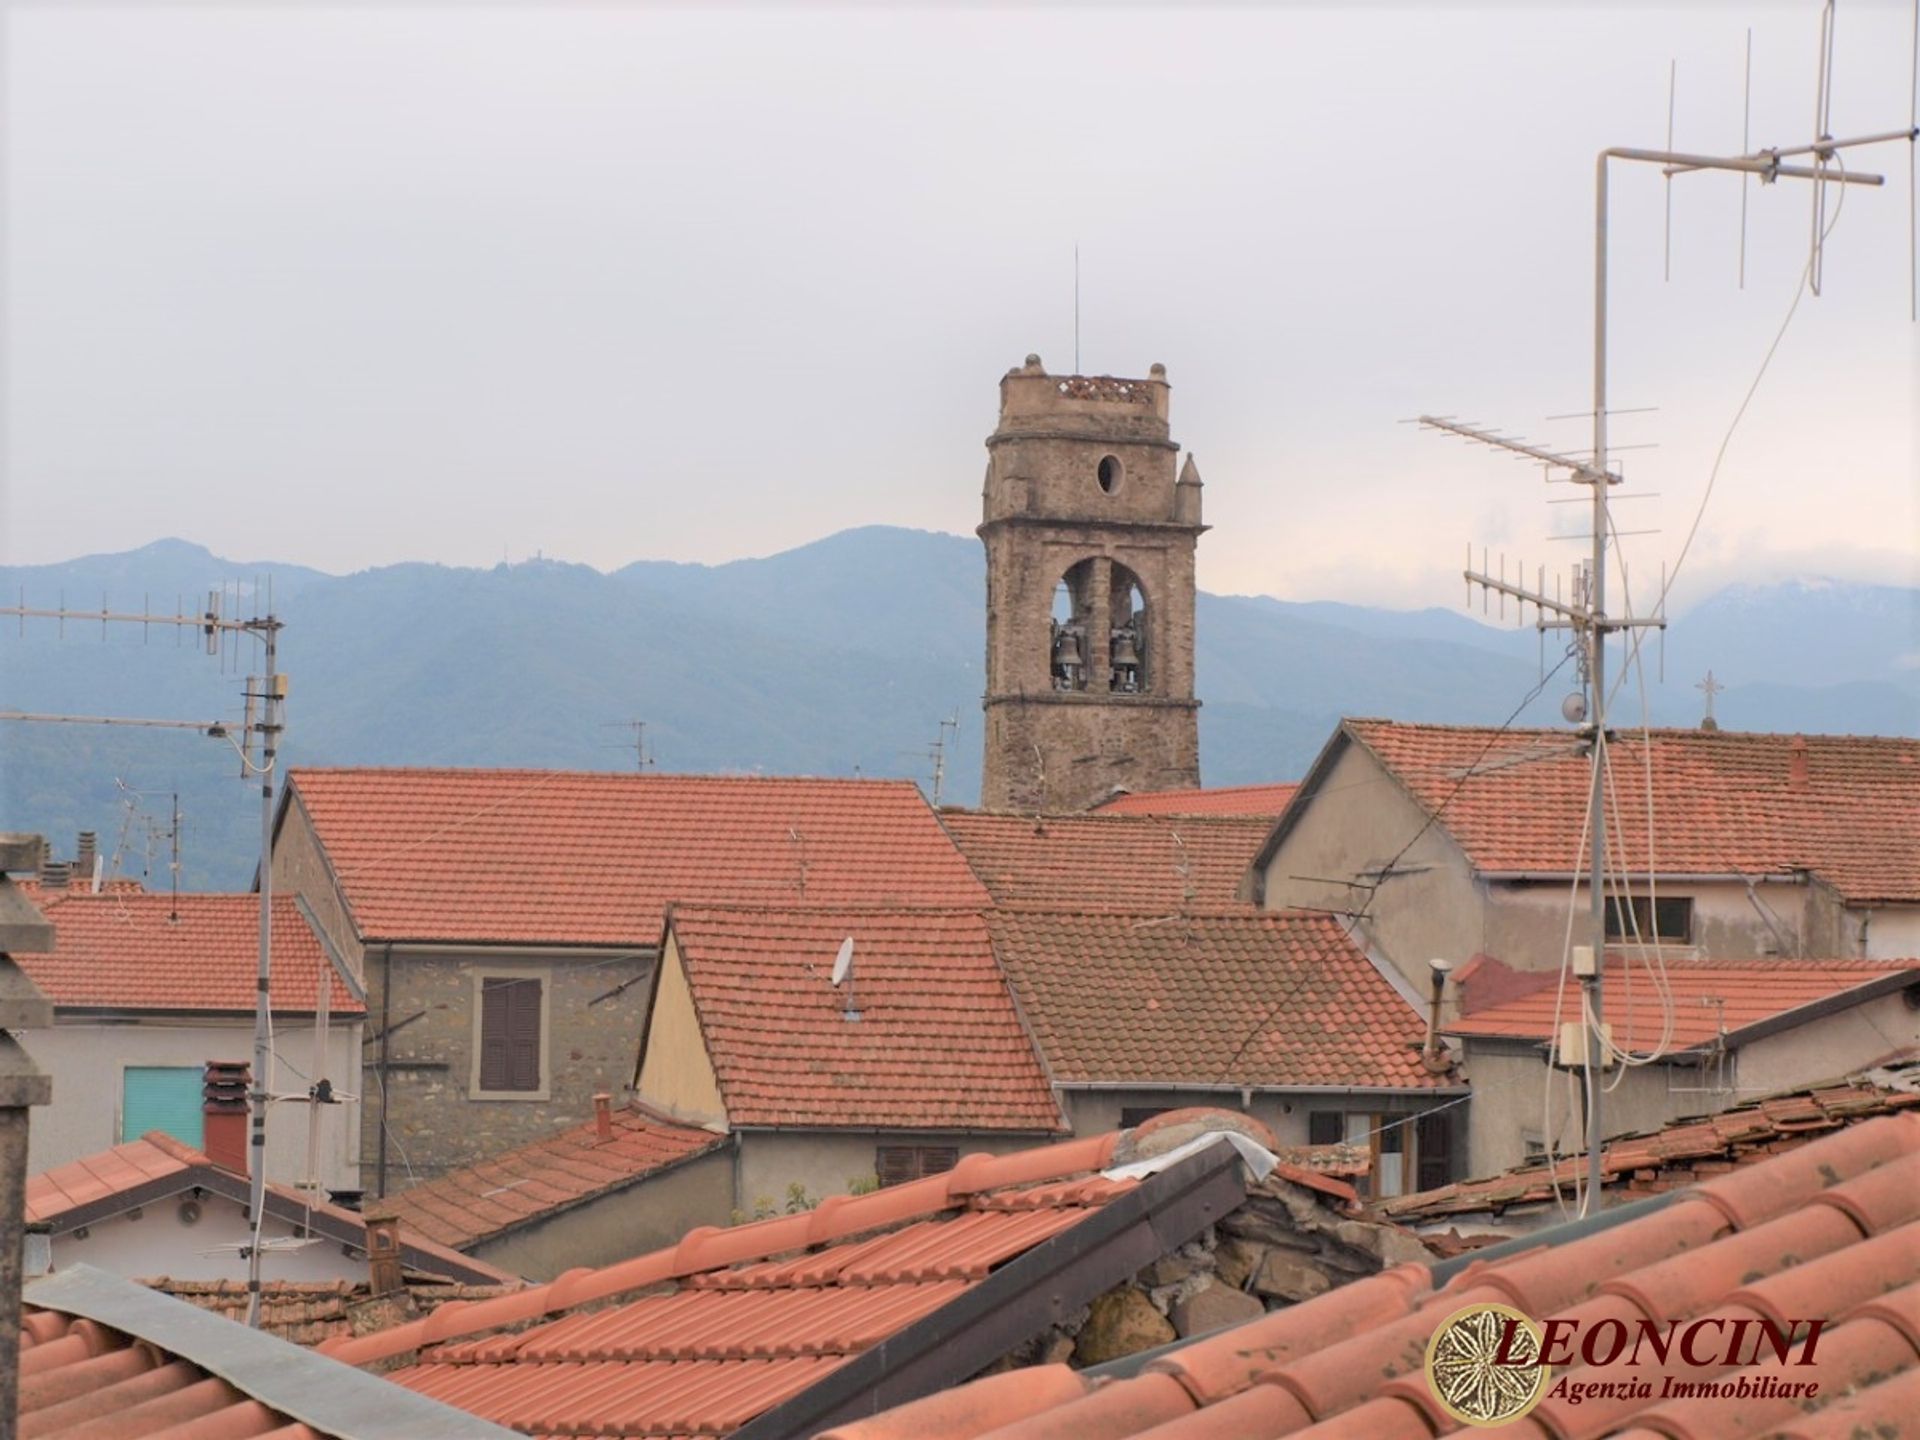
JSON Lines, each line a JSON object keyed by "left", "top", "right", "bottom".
{"left": 362, "top": 945, "right": 653, "bottom": 1189}
{"left": 979, "top": 356, "right": 1205, "bottom": 813}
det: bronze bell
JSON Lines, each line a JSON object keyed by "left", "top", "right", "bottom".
{"left": 1053, "top": 625, "right": 1085, "bottom": 669}
{"left": 1110, "top": 627, "right": 1142, "bottom": 669}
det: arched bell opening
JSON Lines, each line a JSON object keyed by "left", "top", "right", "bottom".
{"left": 1050, "top": 560, "right": 1095, "bottom": 692}
{"left": 1109, "top": 564, "right": 1150, "bottom": 693}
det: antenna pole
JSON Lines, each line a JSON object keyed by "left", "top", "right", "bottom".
{"left": 170, "top": 793, "right": 180, "bottom": 922}
{"left": 245, "top": 617, "right": 281, "bottom": 1328}
{"left": 1073, "top": 243, "right": 1081, "bottom": 373}
{"left": 1587, "top": 148, "right": 1615, "bottom": 1208}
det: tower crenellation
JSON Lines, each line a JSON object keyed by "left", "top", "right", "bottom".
{"left": 979, "top": 355, "right": 1205, "bottom": 812}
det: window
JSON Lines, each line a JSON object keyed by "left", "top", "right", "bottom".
{"left": 1307, "top": 1111, "right": 1343, "bottom": 1146}
{"left": 1605, "top": 895, "right": 1693, "bottom": 944}
{"left": 1096, "top": 454, "right": 1123, "bottom": 494}
{"left": 1120, "top": 1106, "right": 1172, "bottom": 1129}
{"left": 474, "top": 972, "right": 545, "bottom": 1096}
{"left": 876, "top": 1145, "right": 959, "bottom": 1188}
{"left": 123, "top": 1067, "right": 204, "bottom": 1148}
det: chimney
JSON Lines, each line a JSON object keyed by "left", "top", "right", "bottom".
{"left": 362, "top": 1212, "right": 404, "bottom": 1298}
{"left": 1789, "top": 735, "right": 1810, "bottom": 791}
{"left": 202, "top": 1061, "right": 249, "bottom": 1174}
{"left": 73, "top": 833, "right": 97, "bottom": 889}
{"left": 593, "top": 1092, "right": 614, "bottom": 1143}
{"left": 1422, "top": 959, "right": 1455, "bottom": 1074}
{"left": 38, "top": 862, "right": 68, "bottom": 892}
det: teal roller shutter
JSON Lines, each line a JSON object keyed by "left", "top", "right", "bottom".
{"left": 122, "top": 1067, "right": 205, "bottom": 1148}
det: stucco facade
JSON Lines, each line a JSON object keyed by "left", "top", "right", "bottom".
{"left": 466, "top": 1147, "right": 734, "bottom": 1282}
{"left": 1254, "top": 729, "right": 1902, "bottom": 1002}
{"left": 1459, "top": 988, "right": 1920, "bottom": 1175}
{"left": 23, "top": 1017, "right": 362, "bottom": 1191}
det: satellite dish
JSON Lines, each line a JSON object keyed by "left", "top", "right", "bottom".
{"left": 831, "top": 937, "right": 855, "bottom": 987}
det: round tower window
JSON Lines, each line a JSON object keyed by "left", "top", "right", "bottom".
{"left": 1097, "top": 455, "right": 1122, "bottom": 494}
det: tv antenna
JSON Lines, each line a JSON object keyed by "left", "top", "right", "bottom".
{"left": 1, "top": 583, "right": 288, "bottom": 1322}
{"left": 830, "top": 935, "right": 860, "bottom": 1022}
{"left": 603, "top": 720, "right": 655, "bottom": 771}
{"left": 902, "top": 712, "right": 961, "bottom": 806}
{"left": 1416, "top": 0, "right": 1918, "bottom": 1214}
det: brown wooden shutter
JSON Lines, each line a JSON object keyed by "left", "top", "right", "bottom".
{"left": 480, "top": 976, "right": 542, "bottom": 1092}
{"left": 1416, "top": 1109, "right": 1454, "bottom": 1191}
{"left": 918, "top": 1147, "right": 959, "bottom": 1179}
{"left": 876, "top": 1146, "right": 916, "bottom": 1188}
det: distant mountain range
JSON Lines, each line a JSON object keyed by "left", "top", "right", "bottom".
{"left": 3, "top": 528, "right": 1913, "bottom": 887}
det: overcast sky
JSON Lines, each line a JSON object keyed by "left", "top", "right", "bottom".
{"left": 4, "top": 2, "right": 1915, "bottom": 611}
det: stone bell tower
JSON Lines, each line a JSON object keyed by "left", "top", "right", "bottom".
{"left": 979, "top": 355, "right": 1205, "bottom": 812}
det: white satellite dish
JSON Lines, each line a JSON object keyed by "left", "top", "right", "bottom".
{"left": 830, "top": 937, "right": 855, "bottom": 987}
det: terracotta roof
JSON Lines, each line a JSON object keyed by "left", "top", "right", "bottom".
{"left": 13, "top": 890, "right": 361, "bottom": 1015}
{"left": 381, "top": 1102, "right": 727, "bottom": 1251}
{"left": 143, "top": 1277, "right": 520, "bottom": 1348}
{"left": 1379, "top": 1055, "right": 1920, "bottom": 1225}
{"left": 1096, "top": 782, "right": 1301, "bottom": 817}
{"left": 661, "top": 906, "right": 1063, "bottom": 1131}
{"left": 322, "top": 1128, "right": 1250, "bottom": 1436}
{"left": 1446, "top": 955, "right": 1920, "bottom": 1049}
{"left": 21, "top": 1264, "right": 513, "bottom": 1440}
{"left": 822, "top": 1110, "right": 1920, "bottom": 1440}
{"left": 940, "top": 810, "right": 1268, "bottom": 908}
{"left": 985, "top": 907, "right": 1456, "bottom": 1090}
{"left": 286, "top": 768, "right": 988, "bottom": 946}
{"left": 1337, "top": 719, "right": 1920, "bottom": 903}
{"left": 27, "top": 1132, "right": 515, "bottom": 1287}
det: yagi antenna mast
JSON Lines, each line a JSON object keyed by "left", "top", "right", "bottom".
{"left": 1416, "top": 0, "right": 1918, "bottom": 1221}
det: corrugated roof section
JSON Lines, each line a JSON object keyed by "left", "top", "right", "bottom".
{"left": 665, "top": 905, "right": 1063, "bottom": 1132}
{"left": 288, "top": 769, "right": 989, "bottom": 946}
{"left": 818, "top": 1112, "right": 1920, "bottom": 1440}
{"left": 940, "top": 810, "right": 1268, "bottom": 908}
{"left": 381, "top": 1102, "right": 727, "bottom": 1250}
{"left": 1344, "top": 720, "right": 1920, "bottom": 903}
{"left": 13, "top": 890, "right": 359, "bottom": 1015}
{"left": 985, "top": 906, "right": 1453, "bottom": 1089}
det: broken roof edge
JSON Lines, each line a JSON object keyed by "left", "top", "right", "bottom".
{"left": 25, "top": 1264, "right": 521, "bottom": 1440}
{"left": 736, "top": 1135, "right": 1253, "bottom": 1440}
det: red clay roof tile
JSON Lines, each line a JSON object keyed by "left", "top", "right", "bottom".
{"left": 1381, "top": 1057, "right": 1920, "bottom": 1224}
{"left": 380, "top": 1102, "right": 725, "bottom": 1251}
{"left": 288, "top": 769, "right": 988, "bottom": 947}
{"left": 26, "top": 1132, "right": 513, "bottom": 1287}
{"left": 1343, "top": 720, "right": 1920, "bottom": 903}
{"left": 1095, "top": 783, "right": 1301, "bottom": 817}
{"left": 665, "top": 905, "right": 1062, "bottom": 1132}
{"left": 825, "top": 1112, "right": 1920, "bottom": 1440}
{"left": 986, "top": 906, "right": 1453, "bottom": 1089}
{"left": 940, "top": 810, "right": 1268, "bottom": 908}
{"left": 14, "top": 891, "right": 359, "bottom": 1015}
{"left": 327, "top": 1129, "right": 1162, "bottom": 1437}
{"left": 1446, "top": 956, "right": 1919, "bottom": 1049}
